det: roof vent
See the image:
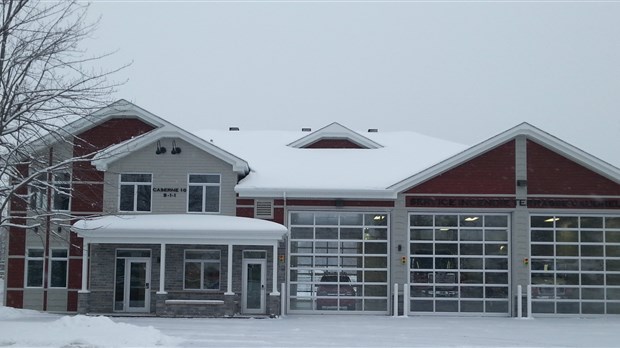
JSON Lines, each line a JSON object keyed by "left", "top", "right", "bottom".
{"left": 229, "top": 127, "right": 240, "bottom": 131}
{"left": 302, "top": 127, "right": 312, "bottom": 132}
{"left": 368, "top": 128, "right": 378, "bottom": 133}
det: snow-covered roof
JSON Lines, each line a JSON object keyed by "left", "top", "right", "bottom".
{"left": 72, "top": 214, "right": 287, "bottom": 244}
{"left": 194, "top": 128, "right": 468, "bottom": 199}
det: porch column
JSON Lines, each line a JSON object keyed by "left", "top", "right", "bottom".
{"left": 157, "top": 243, "right": 167, "bottom": 294}
{"left": 80, "top": 241, "right": 89, "bottom": 292}
{"left": 271, "top": 241, "right": 280, "bottom": 295}
{"left": 225, "top": 244, "right": 234, "bottom": 295}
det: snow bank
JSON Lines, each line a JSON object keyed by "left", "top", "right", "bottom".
{"left": 0, "top": 307, "right": 179, "bottom": 347}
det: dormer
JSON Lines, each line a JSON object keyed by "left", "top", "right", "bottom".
{"left": 287, "top": 122, "right": 383, "bottom": 149}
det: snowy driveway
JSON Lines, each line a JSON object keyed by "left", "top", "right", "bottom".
{"left": 114, "top": 315, "right": 620, "bottom": 348}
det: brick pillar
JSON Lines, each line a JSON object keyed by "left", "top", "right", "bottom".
{"left": 268, "top": 293, "right": 281, "bottom": 317}
{"left": 156, "top": 293, "right": 168, "bottom": 316}
{"left": 224, "top": 293, "right": 238, "bottom": 317}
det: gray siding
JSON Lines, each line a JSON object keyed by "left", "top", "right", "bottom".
{"left": 391, "top": 194, "right": 408, "bottom": 287}
{"left": 511, "top": 135, "right": 530, "bottom": 308}
{"left": 103, "top": 137, "right": 238, "bottom": 215}
{"left": 23, "top": 289, "right": 44, "bottom": 310}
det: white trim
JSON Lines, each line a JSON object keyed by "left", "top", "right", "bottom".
{"left": 118, "top": 172, "right": 153, "bottom": 213}
{"left": 48, "top": 248, "right": 69, "bottom": 289}
{"left": 236, "top": 187, "right": 396, "bottom": 199}
{"left": 28, "top": 99, "right": 167, "bottom": 154}
{"left": 92, "top": 128, "right": 249, "bottom": 174}
{"left": 187, "top": 173, "right": 221, "bottom": 214}
{"left": 287, "top": 122, "right": 383, "bottom": 149}
{"left": 389, "top": 123, "right": 620, "bottom": 194}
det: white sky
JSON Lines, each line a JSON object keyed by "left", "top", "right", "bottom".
{"left": 85, "top": 1, "right": 620, "bottom": 167}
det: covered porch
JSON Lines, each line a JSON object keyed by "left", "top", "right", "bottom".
{"left": 72, "top": 214, "right": 287, "bottom": 317}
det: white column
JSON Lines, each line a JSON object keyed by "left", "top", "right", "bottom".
{"left": 79, "top": 241, "right": 89, "bottom": 293}
{"left": 225, "top": 244, "right": 234, "bottom": 295}
{"left": 157, "top": 243, "right": 167, "bottom": 294}
{"left": 271, "top": 242, "right": 280, "bottom": 295}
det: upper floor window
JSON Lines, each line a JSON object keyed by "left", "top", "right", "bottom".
{"left": 119, "top": 173, "right": 152, "bottom": 212}
{"left": 188, "top": 174, "right": 220, "bottom": 213}
{"left": 52, "top": 173, "right": 71, "bottom": 211}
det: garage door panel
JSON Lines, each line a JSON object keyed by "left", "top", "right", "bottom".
{"left": 409, "top": 213, "right": 510, "bottom": 315}
{"left": 530, "top": 214, "right": 620, "bottom": 315}
{"left": 288, "top": 212, "right": 390, "bottom": 313}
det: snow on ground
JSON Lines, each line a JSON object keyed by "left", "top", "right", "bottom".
{"left": 1, "top": 304, "right": 620, "bottom": 348}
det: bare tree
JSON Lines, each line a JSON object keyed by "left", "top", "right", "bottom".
{"left": 0, "top": 0, "right": 126, "bottom": 231}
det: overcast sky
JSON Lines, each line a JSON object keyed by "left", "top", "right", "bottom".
{"left": 86, "top": 1, "right": 620, "bottom": 167}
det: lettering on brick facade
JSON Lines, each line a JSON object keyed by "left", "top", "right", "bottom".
{"left": 409, "top": 197, "right": 620, "bottom": 209}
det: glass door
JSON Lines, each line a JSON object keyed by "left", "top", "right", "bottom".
{"left": 115, "top": 257, "right": 151, "bottom": 312}
{"left": 242, "top": 259, "right": 266, "bottom": 314}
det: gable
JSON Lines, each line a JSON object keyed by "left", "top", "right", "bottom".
{"left": 527, "top": 140, "right": 620, "bottom": 195}
{"left": 405, "top": 141, "right": 516, "bottom": 195}
{"left": 72, "top": 118, "right": 156, "bottom": 182}
{"left": 287, "top": 122, "right": 383, "bottom": 149}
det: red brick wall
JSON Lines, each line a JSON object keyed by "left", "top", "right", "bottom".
{"left": 72, "top": 118, "right": 155, "bottom": 181}
{"left": 527, "top": 140, "right": 620, "bottom": 195}
{"left": 71, "top": 184, "right": 104, "bottom": 212}
{"left": 5, "top": 290, "right": 23, "bottom": 308}
{"left": 406, "top": 141, "right": 516, "bottom": 195}
{"left": 6, "top": 258, "right": 24, "bottom": 288}
{"left": 304, "top": 139, "right": 364, "bottom": 149}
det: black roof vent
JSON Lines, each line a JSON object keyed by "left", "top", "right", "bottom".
{"left": 368, "top": 128, "right": 378, "bottom": 133}
{"left": 302, "top": 127, "right": 312, "bottom": 132}
{"left": 229, "top": 127, "right": 240, "bottom": 131}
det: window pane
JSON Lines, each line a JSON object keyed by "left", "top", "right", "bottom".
{"left": 188, "top": 186, "right": 203, "bottom": 212}
{"left": 120, "top": 185, "right": 135, "bottom": 211}
{"left": 136, "top": 185, "right": 151, "bottom": 211}
{"left": 184, "top": 262, "right": 201, "bottom": 289}
{"left": 52, "top": 183, "right": 71, "bottom": 211}
{"left": 189, "top": 174, "right": 219, "bottom": 184}
{"left": 203, "top": 264, "right": 220, "bottom": 290}
{"left": 121, "top": 174, "right": 151, "bottom": 182}
{"left": 204, "top": 186, "right": 220, "bottom": 212}
{"left": 50, "top": 260, "right": 67, "bottom": 288}
{"left": 27, "top": 260, "right": 43, "bottom": 287}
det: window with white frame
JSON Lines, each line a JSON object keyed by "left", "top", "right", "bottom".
{"left": 52, "top": 172, "right": 71, "bottom": 211}
{"left": 187, "top": 174, "right": 220, "bottom": 213}
{"left": 184, "top": 250, "right": 221, "bottom": 290}
{"left": 30, "top": 178, "right": 47, "bottom": 210}
{"left": 49, "top": 249, "right": 68, "bottom": 288}
{"left": 119, "top": 173, "right": 152, "bottom": 212}
{"left": 25, "top": 248, "right": 44, "bottom": 287}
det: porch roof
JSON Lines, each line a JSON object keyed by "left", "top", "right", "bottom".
{"left": 71, "top": 214, "right": 287, "bottom": 244}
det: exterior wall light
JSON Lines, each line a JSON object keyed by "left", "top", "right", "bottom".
{"left": 171, "top": 140, "right": 182, "bottom": 155}
{"left": 155, "top": 140, "right": 166, "bottom": 155}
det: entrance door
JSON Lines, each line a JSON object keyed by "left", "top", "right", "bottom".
{"left": 242, "top": 259, "right": 266, "bottom": 314}
{"left": 115, "top": 257, "right": 151, "bottom": 312}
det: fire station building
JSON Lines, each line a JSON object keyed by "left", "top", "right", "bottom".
{"left": 4, "top": 100, "right": 620, "bottom": 317}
